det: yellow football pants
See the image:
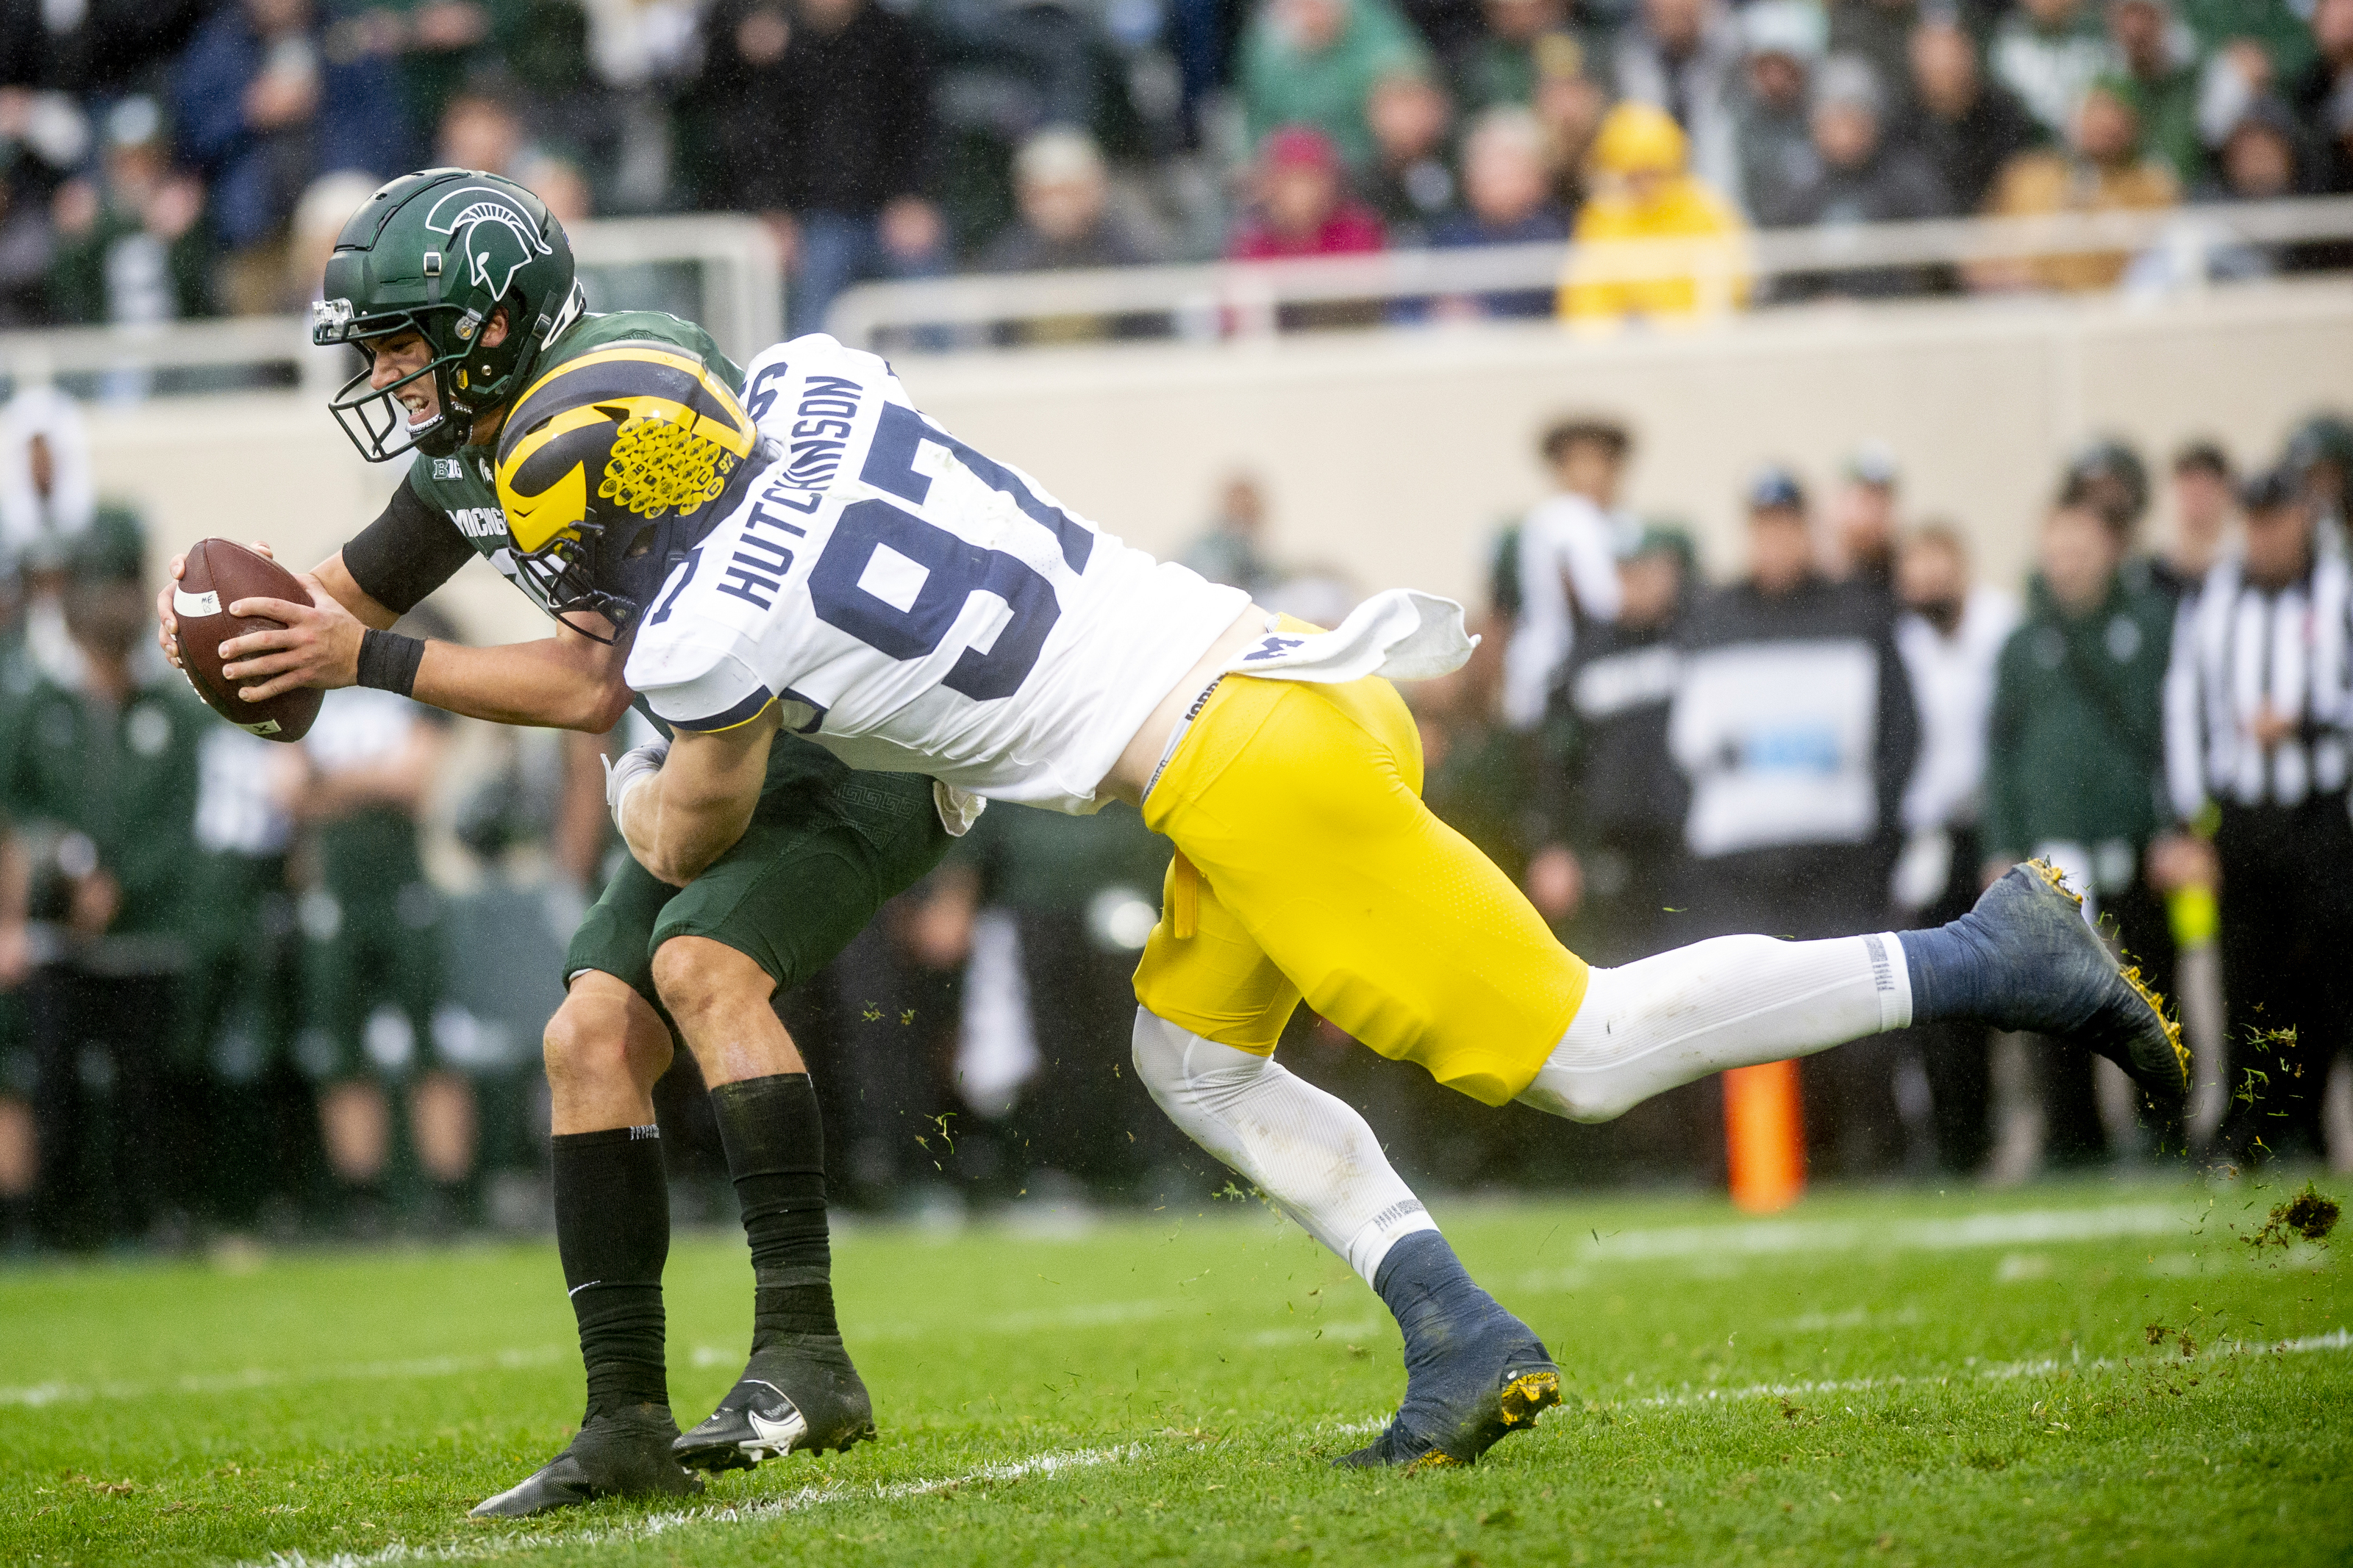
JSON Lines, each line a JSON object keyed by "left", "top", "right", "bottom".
{"left": 1132, "top": 663, "right": 1590, "bottom": 1106}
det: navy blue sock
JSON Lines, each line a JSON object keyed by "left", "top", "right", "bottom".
{"left": 1898, "top": 917, "right": 1999, "bottom": 1027}
{"left": 1373, "top": 1231, "right": 1499, "bottom": 1356}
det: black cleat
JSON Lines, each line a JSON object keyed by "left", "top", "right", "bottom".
{"left": 468, "top": 1403, "right": 704, "bottom": 1518}
{"left": 673, "top": 1336, "right": 876, "bottom": 1472}
{"left": 1338, "top": 1309, "right": 1562, "bottom": 1470}
{"left": 1961, "top": 861, "right": 2190, "bottom": 1112}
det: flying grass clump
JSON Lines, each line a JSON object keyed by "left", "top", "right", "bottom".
{"left": 2249, "top": 1182, "right": 2341, "bottom": 1250}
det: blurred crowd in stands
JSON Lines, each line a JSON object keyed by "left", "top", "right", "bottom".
{"left": 2, "top": 0, "right": 2352, "bottom": 338}
{"left": 2, "top": 375, "right": 2350, "bottom": 1256}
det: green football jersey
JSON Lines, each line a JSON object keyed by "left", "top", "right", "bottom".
{"left": 0, "top": 666, "right": 208, "bottom": 938}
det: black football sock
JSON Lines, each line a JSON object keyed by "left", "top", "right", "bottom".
{"left": 710, "top": 1073, "right": 837, "bottom": 1352}
{"left": 551, "top": 1125, "right": 671, "bottom": 1419}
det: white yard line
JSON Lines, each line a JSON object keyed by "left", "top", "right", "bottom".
{"left": 1511, "top": 1202, "right": 2212, "bottom": 1294}
{"left": 1624, "top": 1326, "right": 2353, "bottom": 1411}
{"left": 240, "top": 1444, "right": 1144, "bottom": 1568}
{"left": 0, "top": 1347, "right": 570, "bottom": 1410}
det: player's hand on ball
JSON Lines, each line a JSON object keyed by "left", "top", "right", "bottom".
{"left": 159, "top": 540, "right": 276, "bottom": 672}
{"left": 217, "top": 563, "right": 363, "bottom": 703}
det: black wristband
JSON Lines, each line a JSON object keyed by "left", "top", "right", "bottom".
{"left": 355, "top": 629, "right": 426, "bottom": 698}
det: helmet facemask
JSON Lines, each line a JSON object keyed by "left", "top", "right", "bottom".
{"left": 316, "top": 283, "right": 579, "bottom": 463}
{"left": 319, "top": 312, "right": 465, "bottom": 462}
{"left": 508, "top": 520, "right": 643, "bottom": 645}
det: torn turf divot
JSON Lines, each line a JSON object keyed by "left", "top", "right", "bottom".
{"left": 239, "top": 1445, "right": 1143, "bottom": 1568}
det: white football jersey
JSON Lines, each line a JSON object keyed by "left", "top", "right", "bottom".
{"left": 624, "top": 335, "right": 1250, "bottom": 813}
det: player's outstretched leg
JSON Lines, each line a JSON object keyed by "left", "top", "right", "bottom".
{"left": 671, "top": 1072, "right": 876, "bottom": 1470}
{"left": 1516, "top": 859, "right": 2185, "bottom": 1126}
{"left": 1131, "top": 1011, "right": 1560, "bottom": 1469}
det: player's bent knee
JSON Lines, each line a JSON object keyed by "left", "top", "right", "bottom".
{"left": 649, "top": 935, "right": 771, "bottom": 1028}
{"left": 1515, "top": 1065, "right": 1632, "bottom": 1125}
{"left": 545, "top": 977, "right": 669, "bottom": 1092}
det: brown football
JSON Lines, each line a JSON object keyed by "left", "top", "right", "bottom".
{"left": 174, "top": 538, "right": 326, "bottom": 742}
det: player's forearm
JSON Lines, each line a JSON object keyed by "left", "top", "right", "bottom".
{"left": 412, "top": 638, "right": 634, "bottom": 732}
{"left": 313, "top": 553, "right": 401, "bottom": 631}
{"left": 619, "top": 717, "right": 776, "bottom": 884}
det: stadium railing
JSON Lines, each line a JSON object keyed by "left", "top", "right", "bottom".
{"left": 824, "top": 195, "right": 2353, "bottom": 350}
{"left": 4, "top": 200, "right": 2344, "bottom": 393}
{"left": 0, "top": 214, "right": 784, "bottom": 400}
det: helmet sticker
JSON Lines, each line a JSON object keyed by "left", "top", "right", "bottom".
{"left": 601, "top": 412, "right": 738, "bottom": 519}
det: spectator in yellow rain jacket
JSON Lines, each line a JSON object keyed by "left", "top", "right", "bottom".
{"left": 1557, "top": 101, "right": 1749, "bottom": 326}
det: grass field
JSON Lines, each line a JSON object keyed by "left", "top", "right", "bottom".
{"left": 3, "top": 1175, "right": 2348, "bottom": 1567}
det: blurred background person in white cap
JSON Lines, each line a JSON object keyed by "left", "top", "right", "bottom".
{"left": 1497, "top": 415, "right": 1630, "bottom": 733}
{"left": 1889, "top": 520, "right": 2020, "bottom": 1173}
{"left": 1730, "top": 0, "right": 1827, "bottom": 222}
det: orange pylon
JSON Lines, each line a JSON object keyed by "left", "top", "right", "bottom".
{"left": 1724, "top": 1060, "right": 1804, "bottom": 1213}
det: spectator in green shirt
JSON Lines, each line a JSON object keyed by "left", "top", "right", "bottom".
{"left": 1982, "top": 497, "right": 2178, "bottom": 1165}
{"left": 2106, "top": 0, "right": 2207, "bottom": 188}
{"left": 1241, "top": 0, "right": 1433, "bottom": 171}
{"left": 1, "top": 509, "right": 212, "bottom": 1247}
{"left": 45, "top": 99, "right": 215, "bottom": 330}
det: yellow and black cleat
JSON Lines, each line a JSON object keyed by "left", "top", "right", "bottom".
{"left": 1340, "top": 1360, "right": 1563, "bottom": 1469}
{"left": 1984, "top": 861, "right": 2190, "bottom": 1111}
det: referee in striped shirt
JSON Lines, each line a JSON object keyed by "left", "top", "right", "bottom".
{"left": 2157, "top": 466, "right": 2353, "bottom": 1163}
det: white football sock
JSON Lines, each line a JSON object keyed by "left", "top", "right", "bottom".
{"left": 1131, "top": 1008, "right": 1438, "bottom": 1284}
{"left": 1517, "top": 934, "right": 1912, "bottom": 1124}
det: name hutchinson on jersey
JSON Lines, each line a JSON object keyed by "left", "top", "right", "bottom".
{"left": 624, "top": 333, "right": 1249, "bottom": 813}
{"left": 711, "top": 363, "right": 871, "bottom": 609}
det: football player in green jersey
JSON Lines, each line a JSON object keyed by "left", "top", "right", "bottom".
{"left": 157, "top": 170, "right": 957, "bottom": 1516}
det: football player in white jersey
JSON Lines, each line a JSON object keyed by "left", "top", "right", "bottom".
{"left": 502, "top": 332, "right": 2189, "bottom": 1469}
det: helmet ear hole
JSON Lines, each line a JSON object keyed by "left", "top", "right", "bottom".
{"left": 624, "top": 525, "right": 657, "bottom": 559}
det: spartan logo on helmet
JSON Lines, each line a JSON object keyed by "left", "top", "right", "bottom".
{"left": 424, "top": 185, "right": 554, "bottom": 304}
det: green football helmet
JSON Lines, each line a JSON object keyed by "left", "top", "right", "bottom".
{"left": 312, "top": 168, "right": 583, "bottom": 462}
